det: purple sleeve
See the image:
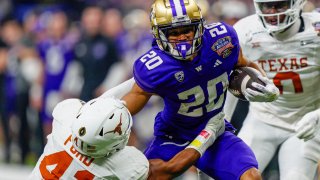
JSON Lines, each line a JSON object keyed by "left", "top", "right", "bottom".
{"left": 220, "top": 22, "right": 240, "bottom": 65}
{"left": 202, "top": 22, "right": 240, "bottom": 70}
{"left": 223, "top": 22, "right": 241, "bottom": 59}
{"left": 133, "top": 49, "right": 169, "bottom": 94}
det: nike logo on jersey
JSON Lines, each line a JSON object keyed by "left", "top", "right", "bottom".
{"left": 214, "top": 59, "right": 222, "bottom": 67}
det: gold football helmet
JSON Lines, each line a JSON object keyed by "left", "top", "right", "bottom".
{"left": 150, "top": 0, "right": 204, "bottom": 60}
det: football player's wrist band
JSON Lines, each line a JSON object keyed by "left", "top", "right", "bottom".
{"left": 186, "top": 129, "right": 215, "bottom": 156}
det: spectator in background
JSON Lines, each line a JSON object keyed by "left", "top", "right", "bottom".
{"left": 37, "top": 10, "right": 76, "bottom": 136}
{"left": 0, "top": 18, "right": 43, "bottom": 164}
{"left": 303, "top": 0, "right": 316, "bottom": 12}
{"left": 0, "top": 37, "right": 9, "bottom": 163}
{"left": 101, "top": 8, "right": 124, "bottom": 41}
{"left": 20, "top": 9, "right": 46, "bottom": 160}
{"left": 74, "top": 6, "right": 119, "bottom": 102}
{"left": 118, "top": 9, "right": 152, "bottom": 80}
{"left": 0, "top": 0, "right": 11, "bottom": 22}
{"left": 96, "top": 8, "right": 126, "bottom": 94}
{"left": 211, "top": 0, "right": 249, "bottom": 26}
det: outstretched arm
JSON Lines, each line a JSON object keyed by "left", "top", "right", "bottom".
{"left": 121, "top": 82, "right": 152, "bottom": 115}
{"left": 100, "top": 78, "right": 135, "bottom": 99}
{"left": 101, "top": 79, "right": 152, "bottom": 115}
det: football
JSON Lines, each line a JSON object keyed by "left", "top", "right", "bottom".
{"left": 228, "top": 67, "right": 265, "bottom": 101}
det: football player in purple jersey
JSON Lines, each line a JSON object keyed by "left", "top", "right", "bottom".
{"left": 103, "top": 0, "right": 279, "bottom": 179}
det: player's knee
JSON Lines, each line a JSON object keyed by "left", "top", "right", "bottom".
{"left": 281, "top": 171, "right": 313, "bottom": 180}
{"left": 240, "top": 167, "right": 262, "bottom": 180}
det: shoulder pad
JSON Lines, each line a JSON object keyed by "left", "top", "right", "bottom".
{"left": 202, "top": 22, "right": 240, "bottom": 61}
{"left": 52, "top": 99, "right": 84, "bottom": 125}
{"left": 203, "top": 21, "right": 239, "bottom": 44}
{"left": 304, "top": 12, "right": 320, "bottom": 21}
{"left": 133, "top": 49, "right": 171, "bottom": 93}
{"left": 234, "top": 15, "right": 259, "bottom": 30}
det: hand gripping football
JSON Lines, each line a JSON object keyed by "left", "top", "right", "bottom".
{"left": 228, "top": 67, "right": 265, "bottom": 101}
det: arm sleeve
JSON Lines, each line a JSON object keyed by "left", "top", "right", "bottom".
{"left": 223, "top": 91, "right": 239, "bottom": 122}
{"left": 100, "top": 78, "right": 135, "bottom": 99}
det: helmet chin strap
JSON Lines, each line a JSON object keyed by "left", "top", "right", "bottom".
{"left": 176, "top": 42, "right": 192, "bottom": 59}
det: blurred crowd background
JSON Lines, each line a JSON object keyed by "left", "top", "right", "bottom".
{"left": 0, "top": 0, "right": 319, "bottom": 179}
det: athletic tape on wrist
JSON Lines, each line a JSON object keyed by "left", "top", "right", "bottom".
{"left": 186, "top": 129, "right": 213, "bottom": 155}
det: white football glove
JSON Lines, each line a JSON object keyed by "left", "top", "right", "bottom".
{"left": 186, "top": 112, "right": 225, "bottom": 156}
{"left": 243, "top": 76, "right": 279, "bottom": 102}
{"left": 295, "top": 109, "right": 320, "bottom": 141}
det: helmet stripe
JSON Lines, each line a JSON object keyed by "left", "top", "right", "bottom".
{"left": 169, "top": 0, "right": 177, "bottom": 16}
{"left": 179, "top": 0, "right": 187, "bottom": 15}
{"left": 169, "top": 0, "right": 187, "bottom": 17}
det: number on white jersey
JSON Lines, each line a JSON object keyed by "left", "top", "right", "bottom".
{"left": 39, "top": 150, "right": 94, "bottom": 179}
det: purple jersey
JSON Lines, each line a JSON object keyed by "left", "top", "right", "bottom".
{"left": 133, "top": 22, "right": 239, "bottom": 141}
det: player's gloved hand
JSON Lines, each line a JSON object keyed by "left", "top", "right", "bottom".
{"left": 295, "top": 109, "right": 320, "bottom": 141}
{"left": 186, "top": 112, "right": 225, "bottom": 156}
{"left": 243, "top": 76, "right": 279, "bottom": 102}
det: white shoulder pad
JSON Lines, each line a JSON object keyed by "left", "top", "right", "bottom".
{"left": 303, "top": 12, "right": 320, "bottom": 22}
{"left": 52, "top": 99, "right": 84, "bottom": 126}
{"left": 234, "top": 15, "right": 262, "bottom": 38}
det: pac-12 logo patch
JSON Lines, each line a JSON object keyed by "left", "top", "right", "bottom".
{"left": 211, "top": 36, "right": 234, "bottom": 58}
{"left": 174, "top": 71, "right": 184, "bottom": 82}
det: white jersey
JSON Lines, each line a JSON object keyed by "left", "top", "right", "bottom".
{"left": 234, "top": 12, "right": 320, "bottom": 129}
{"left": 29, "top": 99, "right": 149, "bottom": 180}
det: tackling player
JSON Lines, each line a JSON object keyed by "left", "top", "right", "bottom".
{"left": 102, "top": 0, "right": 279, "bottom": 179}
{"left": 225, "top": 0, "right": 320, "bottom": 179}
{"left": 29, "top": 97, "right": 224, "bottom": 179}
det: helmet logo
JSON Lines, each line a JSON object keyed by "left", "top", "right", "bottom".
{"left": 105, "top": 114, "right": 123, "bottom": 135}
{"left": 79, "top": 127, "right": 86, "bottom": 136}
{"left": 169, "top": 0, "right": 187, "bottom": 17}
